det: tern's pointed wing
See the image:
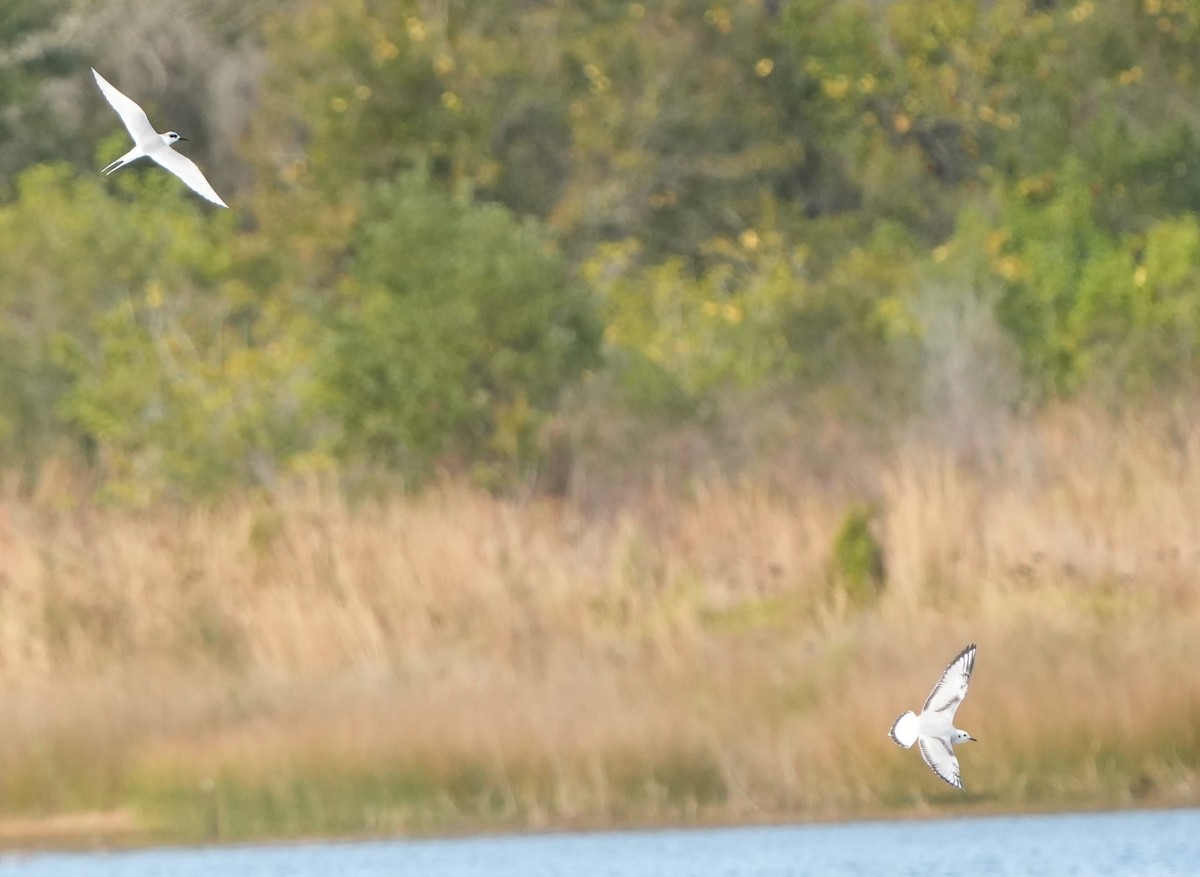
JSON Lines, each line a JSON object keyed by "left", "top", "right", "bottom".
{"left": 918, "top": 735, "right": 964, "bottom": 790}
{"left": 149, "top": 148, "right": 229, "bottom": 208}
{"left": 921, "top": 643, "right": 976, "bottom": 717}
{"left": 92, "top": 68, "right": 158, "bottom": 145}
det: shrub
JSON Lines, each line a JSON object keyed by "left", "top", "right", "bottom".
{"left": 316, "top": 171, "right": 601, "bottom": 485}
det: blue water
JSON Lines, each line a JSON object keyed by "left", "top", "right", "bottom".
{"left": 2, "top": 808, "right": 1198, "bottom": 876}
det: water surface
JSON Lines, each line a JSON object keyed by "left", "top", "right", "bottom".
{"left": 3, "top": 807, "right": 1197, "bottom": 876}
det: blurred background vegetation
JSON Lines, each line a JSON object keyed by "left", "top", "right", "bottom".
{"left": 3, "top": 0, "right": 1200, "bottom": 499}
{"left": 4, "top": 0, "right": 1200, "bottom": 845}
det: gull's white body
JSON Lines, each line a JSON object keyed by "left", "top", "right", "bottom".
{"left": 92, "top": 68, "right": 228, "bottom": 208}
{"left": 889, "top": 643, "right": 977, "bottom": 790}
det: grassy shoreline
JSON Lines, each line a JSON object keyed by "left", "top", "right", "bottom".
{"left": 0, "top": 796, "right": 1198, "bottom": 854}
{"left": 2, "top": 403, "right": 1200, "bottom": 847}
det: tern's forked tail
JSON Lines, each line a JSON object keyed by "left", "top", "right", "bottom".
{"left": 889, "top": 710, "right": 919, "bottom": 748}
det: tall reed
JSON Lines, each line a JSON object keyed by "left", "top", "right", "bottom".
{"left": 1, "top": 402, "right": 1199, "bottom": 844}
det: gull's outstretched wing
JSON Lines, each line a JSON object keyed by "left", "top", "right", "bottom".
{"left": 918, "top": 735, "right": 963, "bottom": 789}
{"left": 149, "top": 148, "right": 229, "bottom": 208}
{"left": 922, "top": 643, "right": 976, "bottom": 718}
{"left": 92, "top": 68, "right": 157, "bottom": 145}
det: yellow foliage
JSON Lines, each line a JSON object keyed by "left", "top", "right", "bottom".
{"left": 1017, "top": 174, "right": 1054, "bottom": 197}
{"left": 372, "top": 39, "right": 399, "bottom": 65}
{"left": 992, "top": 254, "right": 1030, "bottom": 280}
{"left": 985, "top": 228, "right": 1011, "bottom": 256}
{"left": 704, "top": 7, "right": 733, "bottom": 34}
{"left": 1117, "top": 67, "right": 1144, "bottom": 86}
{"left": 821, "top": 75, "right": 850, "bottom": 99}
{"left": 279, "top": 158, "right": 308, "bottom": 184}
{"left": 405, "top": 16, "right": 427, "bottom": 41}
{"left": 144, "top": 280, "right": 164, "bottom": 310}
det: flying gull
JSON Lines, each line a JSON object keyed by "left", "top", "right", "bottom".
{"left": 889, "top": 643, "right": 977, "bottom": 790}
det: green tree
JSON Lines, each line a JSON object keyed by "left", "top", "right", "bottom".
{"left": 0, "top": 0, "right": 73, "bottom": 189}
{"left": 316, "top": 171, "right": 600, "bottom": 484}
{"left": 0, "top": 163, "right": 310, "bottom": 500}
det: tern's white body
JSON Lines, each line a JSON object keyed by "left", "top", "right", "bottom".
{"left": 889, "top": 643, "right": 977, "bottom": 790}
{"left": 92, "top": 68, "right": 228, "bottom": 208}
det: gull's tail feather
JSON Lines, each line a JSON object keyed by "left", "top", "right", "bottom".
{"left": 889, "top": 711, "right": 919, "bottom": 748}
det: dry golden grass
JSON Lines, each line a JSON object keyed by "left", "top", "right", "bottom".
{"left": 2, "top": 401, "right": 1200, "bottom": 844}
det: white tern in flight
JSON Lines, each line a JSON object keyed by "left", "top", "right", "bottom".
{"left": 92, "top": 68, "right": 228, "bottom": 208}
